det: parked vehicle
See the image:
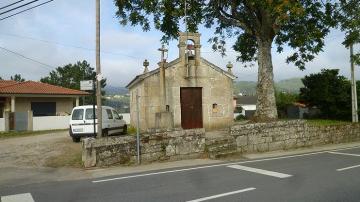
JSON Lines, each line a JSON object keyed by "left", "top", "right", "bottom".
{"left": 69, "top": 105, "right": 127, "bottom": 142}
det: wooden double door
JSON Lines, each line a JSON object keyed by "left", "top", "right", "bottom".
{"left": 180, "top": 87, "right": 203, "bottom": 129}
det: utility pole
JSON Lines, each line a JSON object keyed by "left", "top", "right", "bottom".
{"left": 96, "top": 0, "right": 103, "bottom": 137}
{"left": 350, "top": 43, "right": 358, "bottom": 123}
{"left": 136, "top": 90, "right": 140, "bottom": 164}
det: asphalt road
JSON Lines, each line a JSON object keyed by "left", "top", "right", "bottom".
{"left": 1, "top": 146, "right": 360, "bottom": 202}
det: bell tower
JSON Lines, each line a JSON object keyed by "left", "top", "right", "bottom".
{"left": 178, "top": 32, "right": 201, "bottom": 66}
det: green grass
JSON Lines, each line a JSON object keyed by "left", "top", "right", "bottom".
{"left": 306, "top": 119, "right": 352, "bottom": 126}
{"left": 45, "top": 148, "right": 82, "bottom": 168}
{"left": 127, "top": 125, "right": 137, "bottom": 135}
{"left": 0, "top": 129, "right": 67, "bottom": 139}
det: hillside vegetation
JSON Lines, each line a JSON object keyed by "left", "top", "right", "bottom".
{"left": 234, "top": 78, "right": 304, "bottom": 95}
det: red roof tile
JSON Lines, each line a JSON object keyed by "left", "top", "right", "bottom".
{"left": 0, "top": 80, "right": 17, "bottom": 88}
{"left": 0, "top": 80, "right": 89, "bottom": 95}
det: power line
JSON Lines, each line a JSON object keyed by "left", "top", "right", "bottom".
{"left": 0, "top": 46, "right": 56, "bottom": 70}
{"left": 0, "top": 32, "right": 140, "bottom": 59}
{"left": 0, "top": 0, "right": 53, "bottom": 21}
{"left": 0, "top": 0, "right": 39, "bottom": 16}
{"left": 0, "top": 0, "right": 25, "bottom": 10}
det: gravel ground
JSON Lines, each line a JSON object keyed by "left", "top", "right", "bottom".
{"left": 0, "top": 131, "right": 81, "bottom": 168}
{"left": 0, "top": 131, "right": 88, "bottom": 187}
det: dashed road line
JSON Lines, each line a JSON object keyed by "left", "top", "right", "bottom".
{"left": 337, "top": 164, "right": 360, "bottom": 171}
{"left": 227, "top": 165, "right": 292, "bottom": 178}
{"left": 186, "top": 187, "right": 256, "bottom": 202}
{"left": 92, "top": 151, "right": 322, "bottom": 183}
{"left": 328, "top": 151, "right": 360, "bottom": 157}
{"left": 1, "top": 193, "right": 34, "bottom": 202}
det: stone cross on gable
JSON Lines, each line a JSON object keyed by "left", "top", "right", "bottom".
{"left": 158, "top": 45, "right": 168, "bottom": 63}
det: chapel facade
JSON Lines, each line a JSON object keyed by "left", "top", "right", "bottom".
{"left": 126, "top": 32, "right": 236, "bottom": 131}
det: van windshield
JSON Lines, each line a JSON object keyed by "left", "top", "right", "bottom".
{"left": 85, "top": 108, "right": 97, "bottom": 120}
{"left": 72, "top": 109, "right": 84, "bottom": 120}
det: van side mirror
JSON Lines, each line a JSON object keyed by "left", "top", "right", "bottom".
{"left": 119, "top": 115, "right": 123, "bottom": 120}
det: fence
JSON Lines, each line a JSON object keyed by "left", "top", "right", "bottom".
{"left": 33, "top": 116, "right": 70, "bottom": 131}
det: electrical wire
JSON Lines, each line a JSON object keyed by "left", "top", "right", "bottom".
{"left": 0, "top": 32, "right": 140, "bottom": 59}
{"left": 0, "top": 0, "right": 25, "bottom": 10}
{"left": 0, "top": 0, "right": 39, "bottom": 16}
{"left": 0, "top": 46, "right": 56, "bottom": 70}
{"left": 0, "top": 0, "right": 53, "bottom": 21}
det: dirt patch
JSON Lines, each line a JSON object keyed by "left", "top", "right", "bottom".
{"left": 45, "top": 141, "right": 82, "bottom": 168}
{"left": 0, "top": 131, "right": 82, "bottom": 168}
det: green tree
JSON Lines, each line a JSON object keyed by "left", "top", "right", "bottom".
{"left": 335, "top": 0, "right": 360, "bottom": 64}
{"left": 114, "top": 0, "right": 335, "bottom": 121}
{"left": 10, "top": 74, "right": 25, "bottom": 82}
{"left": 40, "top": 60, "right": 106, "bottom": 104}
{"left": 300, "top": 69, "right": 351, "bottom": 120}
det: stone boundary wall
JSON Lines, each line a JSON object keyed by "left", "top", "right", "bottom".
{"left": 82, "top": 120, "right": 360, "bottom": 167}
{"left": 82, "top": 128, "right": 205, "bottom": 167}
{"left": 230, "top": 120, "right": 360, "bottom": 154}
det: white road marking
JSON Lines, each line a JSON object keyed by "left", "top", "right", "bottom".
{"left": 337, "top": 164, "right": 360, "bottom": 171}
{"left": 227, "top": 165, "right": 292, "bottom": 178}
{"left": 92, "top": 151, "right": 322, "bottom": 183}
{"left": 1, "top": 193, "right": 34, "bottom": 202}
{"left": 186, "top": 187, "right": 256, "bottom": 202}
{"left": 92, "top": 145, "right": 360, "bottom": 183}
{"left": 328, "top": 151, "right": 360, "bottom": 157}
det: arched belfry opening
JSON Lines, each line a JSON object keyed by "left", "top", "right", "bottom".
{"left": 178, "top": 32, "right": 201, "bottom": 63}
{"left": 186, "top": 39, "right": 195, "bottom": 59}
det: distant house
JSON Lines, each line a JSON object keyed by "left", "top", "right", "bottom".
{"left": 286, "top": 102, "right": 309, "bottom": 119}
{"left": 0, "top": 80, "right": 88, "bottom": 131}
{"left": 236, "top": 95, "right": 257, "bottom": 119}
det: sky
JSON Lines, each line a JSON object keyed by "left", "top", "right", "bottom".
{"left": 0, "top": 0, "right": 359, "bottom": 87}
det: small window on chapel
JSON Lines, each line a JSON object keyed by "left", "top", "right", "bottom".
{"left": 212, "top": 103, "right": 218, "bottom": 113}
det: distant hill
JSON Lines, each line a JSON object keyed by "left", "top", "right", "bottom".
{"left": 234, "top": 78, "right": 304, "bottom": 95}
{"left": 275, "top": 78, "right": 304, "bottom": 93}
{"left": 105, "top": 85, "right": 129, "bottom": 95}
{"left": 108, "top": 77, "right": 304, "bottom": 96}
{"left": 234, "top": 81, "right": 257, "bottom": 95}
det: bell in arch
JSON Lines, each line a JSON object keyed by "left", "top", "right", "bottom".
{"left": 186, "top": 39, "right": 195, "bottom": 59}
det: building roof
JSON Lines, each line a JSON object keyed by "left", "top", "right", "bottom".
{"left": 0, "top": 80, "right": 17, "bottom": 88}
{"left": 126, "top": 57, "right": 237, "bottom": 89}
{"left": 236, "top": 95, "right": 257, "bottom": 105}
{"left": 0, "top": 80, "right": 89, "bottom": 96}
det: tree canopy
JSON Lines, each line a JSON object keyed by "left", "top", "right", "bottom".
{"left": 300, "top": 69, "right": 352, "bottom": 120}
{"left": 10, "top": 74, "right": 25, "bottom": 82}
{"left": 334, "top": 0, "right": 360, "bottom": 64}
{"left": 40, "top": 60, "right": 106, "bottom": 105}
{"left": 114, "top": 0, "right": 335, "bottom": 121}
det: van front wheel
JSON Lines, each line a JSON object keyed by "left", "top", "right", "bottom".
{"left": 122, "top": 125, "right": 127, "bottom": 135}
{"left": 103, "top": 129, "right": 108, "bottom": 137}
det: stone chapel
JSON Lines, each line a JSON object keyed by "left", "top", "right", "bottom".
{"left": 126, "top": 32, "right": 236, "bottom": 131}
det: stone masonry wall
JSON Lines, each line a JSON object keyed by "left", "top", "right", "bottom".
{"left": 230, "top": 120, "right": 360, "bottom": 154}
{"left": 82, "top": 120, "right": 360, "bottom": 167}
{"left": 82, "top": 128, "right": 205, "bottom": 167}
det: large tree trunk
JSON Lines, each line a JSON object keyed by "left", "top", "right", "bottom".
{"left": 253, "top": 39, "right": 278, "bottom": 121}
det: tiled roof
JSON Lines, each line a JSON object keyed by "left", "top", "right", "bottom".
{"left": 0, "top": 80, "right": 17, "bottom": 88}
{"left": 236, "top": 96, "right": 257, "bottom": 105}
{"left": 0, "top": 80, "right": 89, "bottom": 95}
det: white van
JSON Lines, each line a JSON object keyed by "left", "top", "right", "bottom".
{"left": 69, "top": 105, "right": 127, "bottom": 142}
